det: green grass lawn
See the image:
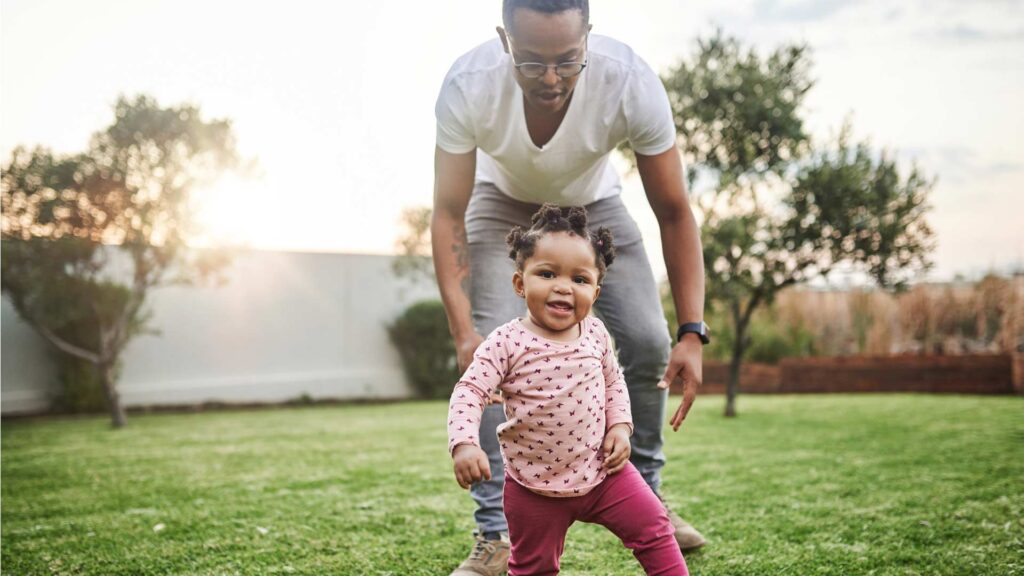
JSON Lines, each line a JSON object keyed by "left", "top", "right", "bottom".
{"left": 2, "top": 394, "right": 1022, "bottom": 575}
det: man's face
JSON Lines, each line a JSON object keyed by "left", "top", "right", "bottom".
{"left": 498, "top": 8, "right": 589, "bottom": 116}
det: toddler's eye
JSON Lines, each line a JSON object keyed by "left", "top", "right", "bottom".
{"left": 539, "top": 271, "right": 555, "bottom": 279}
{"left": 573, "top": 276, "right": 588, "bottom": 284}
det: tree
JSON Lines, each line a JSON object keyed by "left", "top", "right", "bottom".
{"left": 391, "top": 206, "right": 434, "bottom": 284}
{"left": 660, "top": 31, "right": 934, "bottom": 416}
{"left": 1, "top": 95, "right": 239, "bottom": 427}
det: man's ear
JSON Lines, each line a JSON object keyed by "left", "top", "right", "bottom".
{"left": 497, "top": 26, "right": 510, "bottom": 53}
{"left": 512, "top": 270, "right": 525, "bottom": 297}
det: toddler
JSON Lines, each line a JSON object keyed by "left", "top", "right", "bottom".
{"left": 447, "top": 204, "right": 688, "bottom": 575}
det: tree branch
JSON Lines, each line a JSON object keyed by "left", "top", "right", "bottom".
{"left": 36, "top": 325, "right": 101, "bottom": 364}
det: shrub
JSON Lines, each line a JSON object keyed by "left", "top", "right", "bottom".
{"left": 388, "top": 300, "right": 460, "bottom": 399}
{"left": 50, "top": 318, "right": 109, "bottom": 413}
{"left": 54, "top": 356, "right": 109, "bottom": 413}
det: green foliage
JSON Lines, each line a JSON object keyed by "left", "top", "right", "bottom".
{"left": 655, "top": 31, "right": 935, "bottom": 412}
{"left": 54, "top": 357, "right": 110, "bottom": 413}
{"left": 388, "top": 300, "right": 460, "bottom": 399}
{"left": 743, "top": 311, "right": 816, "bottom": 363}
{"left": 1, "top": 95, "right": 238, "bottom": 425}
{"left": 787, "top": 130, "right": 935, "bottom": 289}
{"left": 52, "top": 315, "right": 111, "bottom": 413}
{"left": 662, "top": 282, "right": 814, "bottom": 364}
{"left": 662, "top": 29, "right": 813, "bottom": 188}
{"left": 391, "top": 206, "right": 435, "bottom": 284}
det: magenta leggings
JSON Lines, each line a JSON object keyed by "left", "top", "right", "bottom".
{"left": 503, "top": 462, "right": 688, "bottom": 575}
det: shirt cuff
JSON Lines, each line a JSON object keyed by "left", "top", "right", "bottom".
{"left": 606, "top": 418, "right": 634, "bottom": 436}
{"left": 448, "top": 439, "right": 480, "bottom": 456}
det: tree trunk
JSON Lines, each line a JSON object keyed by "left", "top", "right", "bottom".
{"left": 725, "top": 322, "right": 746, "bottom": 418}
{"left": 98, "top": 361, "right": 127, "bottom": 428}
{"left": 724, "top": 348, "right": 742, "bottom": 418}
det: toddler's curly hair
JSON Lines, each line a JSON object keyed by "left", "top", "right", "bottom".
{"left": 505, "top": 203, "right": 616, "bottom": 282}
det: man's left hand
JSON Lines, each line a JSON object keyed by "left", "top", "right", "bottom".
{"left": 657, "top": 335, "right": 703, "bottom": 431}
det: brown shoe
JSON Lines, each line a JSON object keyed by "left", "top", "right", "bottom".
{"left": 450, "top": 533, "right": 510, "bottom": 576}
{"left": 665, "top": 508, "right": 707, "bottom": 551}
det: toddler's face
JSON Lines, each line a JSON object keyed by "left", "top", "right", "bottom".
{"left": 513, "top": 231, "right": 601, "bottom": 339}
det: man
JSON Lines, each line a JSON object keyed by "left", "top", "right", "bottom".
{"left": 432, "top": 1, "right": 708, "bottom": 574}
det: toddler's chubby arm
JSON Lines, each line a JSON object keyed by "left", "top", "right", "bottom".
{"left": 452, "top": 443, "right": 491, "bottom": 489}
{"left": 447, "top": 327, "right": 510, "bottom": 489}
{"left": 597, "top": 319, "right": 633, "bottom": 471}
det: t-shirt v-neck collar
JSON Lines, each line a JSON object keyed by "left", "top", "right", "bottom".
{"left": 516, "top": 70, "right": 586, "bottom": 152}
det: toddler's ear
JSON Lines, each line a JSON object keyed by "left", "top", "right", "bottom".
{"left": 512, "top": 271, "right": 525, "bottom": 297}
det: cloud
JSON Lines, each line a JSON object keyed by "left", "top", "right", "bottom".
{"left": 895, "top": 147, "right": 1022, "bottom": 207}
{"left": 753, "top": 0, "right": 862, "bottom": 21}
{"left": 932, "top": 25, "right": 1024, "bottom": 43}
{"left": 985, "top": 162, "right": 1024, "bottom": 174}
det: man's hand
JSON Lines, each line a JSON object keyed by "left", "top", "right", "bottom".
{"left": 456, "top": 332, "right": 503, "bottom": 403}
{"left": 455, "top": 332, "right": 485, "bottom": 373}
{"left": 602, "top": 423, "right": 632, "bottom": 474}
{"left": 658, "top": 335, "right": 703, "bottom": 431}
{"left": 452, "top": 443, "right": 491, "bottom": 489}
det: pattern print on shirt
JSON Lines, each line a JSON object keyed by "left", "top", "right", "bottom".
{"left": 447, "top": 315, "right": 631, "bottom": 497}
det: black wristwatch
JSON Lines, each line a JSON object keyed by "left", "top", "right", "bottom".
{"left": 677, "top": 322, "right": 710, "bottom": 345}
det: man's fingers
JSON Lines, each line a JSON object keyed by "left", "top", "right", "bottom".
{"left": 670, "top": 400, "right": 686, "bottom": 431}
{"left": 661, "top": 361, "right": 684, "bottom": 390}
{"left": 681, "top": 390, "right": 696, "bottom": 419}
{"left": 671, "top": 394, "right": 694, "bottom": 431}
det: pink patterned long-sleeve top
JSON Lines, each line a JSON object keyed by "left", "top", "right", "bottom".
{"left": 447, "top": 315, "right": 632, "bottom": 497}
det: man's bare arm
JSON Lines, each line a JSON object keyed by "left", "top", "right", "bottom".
{"left": 636, "top": 148, "right": 704, "bottom": 326}
{"left": 636, "top": 147, "right": 705, "bottom": 430}
{"left": 431, "top": 146, "right": 482, "bottom": 369}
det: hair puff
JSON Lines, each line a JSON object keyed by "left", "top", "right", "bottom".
{"left": 505, "top": 202, "right": 616, "bottom": 282}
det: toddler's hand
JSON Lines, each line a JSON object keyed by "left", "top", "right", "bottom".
{"left": 452, "top": 444, "right": 491, "bottom": 489}
{"left": 602, "top": 424, "right": 631, "bottom": 475}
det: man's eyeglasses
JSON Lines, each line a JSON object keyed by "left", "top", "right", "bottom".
{"left": 507, "top": 37, "right": 588, "bottom": 79}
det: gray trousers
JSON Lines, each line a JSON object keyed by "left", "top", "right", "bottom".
{"left": 465, "top": 183, "right": 672, "bottom": 535}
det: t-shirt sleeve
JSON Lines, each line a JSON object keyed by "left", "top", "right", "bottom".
{"left": 447, "top": 328, "right": 510, "bottom": 454}
{"left": 623, "top": 58, "right": 677, "bottom": 156}
{"left": 598, "top": 321, "right": 633, "bottom": 434}
{"left": 435, "top": 76, "right": 477, "bottom": 154}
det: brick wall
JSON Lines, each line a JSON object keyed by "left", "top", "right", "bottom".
{"left": 1013, "top": 354, "right": 1024, "bottom": 395}
{"left": 678, "top": 354, "right": 1016, "bottom": 395}
{"left": 692, "top": 363, "right": 780, "bottom": 394}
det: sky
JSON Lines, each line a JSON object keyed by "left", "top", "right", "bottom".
{"left": 2, "top": 0, "right": 1023, "bottom": 284}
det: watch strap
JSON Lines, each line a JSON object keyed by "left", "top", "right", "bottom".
{"left": 676, "top": 322, "right": 709, "bottom": 345}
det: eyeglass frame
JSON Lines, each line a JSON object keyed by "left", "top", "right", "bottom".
{"left": 506, "top": 34, "right": 589, "bottom": 79}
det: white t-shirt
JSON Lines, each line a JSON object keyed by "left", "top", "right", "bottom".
{"left": 435, "top": 34, "right": 676, "bottom": 206}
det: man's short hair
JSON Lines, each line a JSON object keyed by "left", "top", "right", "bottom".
{"left": 502, "top": 0, "right": 589, "bottom": 33}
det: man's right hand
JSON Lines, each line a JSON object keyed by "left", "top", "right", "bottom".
{"left": 452, "top": 443, "right": 491, "bottom": 489}
{"left": 456, "top": 332, "right": 485, "bottom": 373}
{"left": 457, "top": 332, "right": 502, "bottom": 404}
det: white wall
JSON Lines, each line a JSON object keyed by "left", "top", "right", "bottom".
{"left": 2, "top": 297, "right": 60, "bottom": 413}
{"left": 1, "top": 249, "right": 439, "bottom": 415}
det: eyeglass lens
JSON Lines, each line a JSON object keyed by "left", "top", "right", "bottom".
{"left": 518, "top": 63, "right": 585, "bottom": 78}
